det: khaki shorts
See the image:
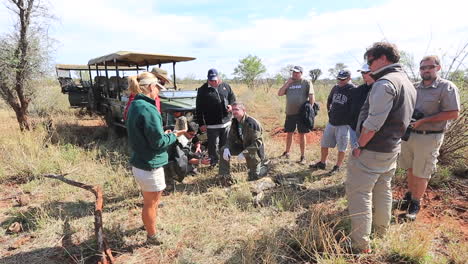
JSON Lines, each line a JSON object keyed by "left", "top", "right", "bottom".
{"left": 132, "top": 166, "right": 166, "bottom": 192}
{"left": 399, "top": 133, "right": 444, "bottom": 179}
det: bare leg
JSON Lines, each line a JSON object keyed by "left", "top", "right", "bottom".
{"left": 320, "top": 147, "right": 328, "bottom": 163}
{"left": 406, "top": 168, "right": 414, "bottom": 193}
{"left": 408, "top": 171, "right": 428, "bottom": 200}
{"left": 337, "top": 151, "right": 346, "bottom": 167}
{"left": 142, "top": 191, "right": 163, "bottom": 236}
{"left": 299, "top": 133, "right": 306, "bottom": 156}
{"left": 285, "top": 132, "right": 293, "bottom": 153}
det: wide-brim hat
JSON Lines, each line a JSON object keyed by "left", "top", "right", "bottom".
{"left": 151, "top": 67, "right": 172, "bottom": 84}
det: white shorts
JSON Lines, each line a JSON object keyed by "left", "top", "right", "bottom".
{"left": 132, "top": 166, "right": 166, "bottom": 192}
{"left": 321, "top": 123, "right": 350, "bottom": 152}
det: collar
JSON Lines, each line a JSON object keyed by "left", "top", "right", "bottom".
{"left": 370, "top": 63, "right": 402, "bottom": 80}
{"left": 234, "top": 113, "right": 248, "bottom": 125}
{"left": 417, "top": 76, "right": 442, "bottom": 89}
{"left": 134, "top": 93, "right": 156, "bottom": 105}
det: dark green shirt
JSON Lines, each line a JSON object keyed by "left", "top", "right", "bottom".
{"left": 126, "top": 94, "right": 176, "bottom": 170}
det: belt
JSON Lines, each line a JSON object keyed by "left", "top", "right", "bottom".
{"left": 411, "top": 130, "right": 444, "bottom": 135}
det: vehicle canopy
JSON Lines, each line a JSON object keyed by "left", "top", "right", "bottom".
{"left": 87, "top": 51, "right": 195, "bottom": 66}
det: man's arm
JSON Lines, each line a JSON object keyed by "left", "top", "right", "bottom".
{"left": 308, "top": 80, "right": 315, "bottom": 105}
{"left": 353, "top": 81, "right": 395, "bottom": 156}
{"left": 278, "top": 78, "right": 293, "bottom": 96}
{"left": 327, "top": 87, "right": 334, "bottom": 111}
{"left": 412, "top": 110, "right": 459, "bottom": 129}
{"left": 195, "top": 88, "right": 206, "bottom": 131}
{"left": 308, "top": 93, "right": 315, "bottom": 105}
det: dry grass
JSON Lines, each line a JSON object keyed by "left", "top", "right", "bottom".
{"left": 0, "top": 81, "right": 466, "bottom": 264}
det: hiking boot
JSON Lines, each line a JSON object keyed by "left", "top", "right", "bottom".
{"left": 393, "top": 191, "right": 412, "bottom": 210}
{"left": 146, "top": 234, "right": 163, "bottom": 246}
{"left": 280, "top": 152, "right": 290, "bottom": 159}
{"left": 405, "top": 199, "right": 420, "bottom": 221}
{"left": 298, "top": 155, "right": 306, "bottom": 164}
{"left": 328, "top": 165, "right": 340, "bottom": 175}
{"left": 309, "top": 161, "right": 326, "bottom": 170}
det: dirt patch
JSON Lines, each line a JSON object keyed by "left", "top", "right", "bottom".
{"left": 271, "top": 127, "right": 323, "bottom": 145}
{"left": 393, "top": 181, "right": 468, "bottom": 237}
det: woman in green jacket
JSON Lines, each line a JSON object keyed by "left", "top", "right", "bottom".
{"left": 126, "top": 72, "right": 185, "bottom": 245}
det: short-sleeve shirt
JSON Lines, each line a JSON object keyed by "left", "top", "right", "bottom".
{"left": 285, "top": 79, "right": 314, "bottom": 115}
{"left": 414, "top": 77, "right": 460, "bottom": 131}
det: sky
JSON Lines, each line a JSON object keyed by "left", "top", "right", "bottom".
{"left": 1, "top": 0, "right": 467, "bottom": 79}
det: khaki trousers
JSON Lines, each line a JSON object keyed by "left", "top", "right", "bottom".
{"left": 345, "top": 149, "right": 398, "bottom": 250}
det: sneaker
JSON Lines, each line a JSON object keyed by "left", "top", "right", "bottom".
{"left": 405, "top": 199, "right": 420, "bottom": 221}
{"left": 393, "top": 191, "right": 412, "bottom": 210}
{"left": 146, "top": 234, "right": 163, "bottom": 246}
{"left": 328, "top": 165, "right": 340, "bottom": 175}
{"left": 280, "top": 152, "right": 290, "bottom": 159}
{"left": 309, "top": 161, "right": 326, "bottom": 170}
{"left": 298, "top": 155, "right": 306, "bottom": 164}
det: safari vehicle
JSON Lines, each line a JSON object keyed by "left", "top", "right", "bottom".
{"left": 55, "top": 64, "right": 141, "bottom": 109}
{"left": 86, "top": 51, "right": 197, "bottom": 132}
{"left": 55, "top": 64, "right": 93, "bottom": 108}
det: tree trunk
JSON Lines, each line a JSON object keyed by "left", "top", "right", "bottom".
{"left": 13, "top": 105, "right": 31, "bottom": 131}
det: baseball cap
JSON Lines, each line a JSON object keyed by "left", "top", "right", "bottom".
{"left": 357, "top": 64, "right": 370, "bottom": 73}
{"left": 337, "top": 69, "right": 351, "bottom": 80}
{"left": 291, "top": 65, "right": 303, "bottom": 73}
{"left": 207, "top": 68, "right": 218, "bottom": 81}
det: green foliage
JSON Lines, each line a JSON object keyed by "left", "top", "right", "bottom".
{"left": 233, "top": 55, "right": 267, "bottom": 89}
{"left": 328, "top": 63, "right": 347, "bottom": 78}
{"left": 309, "top": 68, "right": 322, "bottom": 83}
{"left": 400, "top": 50, "right": 420, "bottom": 82}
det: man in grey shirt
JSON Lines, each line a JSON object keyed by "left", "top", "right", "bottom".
{"left": 345, "top": 42, "right": 416, "bottom": 253}
{"left": 277, "top": 65, "right": 315, "bottom": 164}
{"left": 397, "top": 55, "right": 460, "bottom": 221}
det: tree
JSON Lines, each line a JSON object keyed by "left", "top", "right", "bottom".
{"left": 328, "top": 63, "right": 347, "bottom": 78}
{"left": 0, "top": 0, "right": 54, "bottom": 131}
{"left": 233, "top": 55, "right": 266, "bottom": 89}
{"left": 309, "top": 68, "right": 322, "bottom": 83}
{"left": 400, "top": 50, "right": 420, "bottom": 82}
{"left": 278, "top": 64, "right": 294, "bottom": 81}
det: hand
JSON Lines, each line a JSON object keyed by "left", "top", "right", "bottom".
{"left": 174, "top": 130, "right": 187, "bottom": 137}
{"left": 201, "top": 157, "right": 211, "bottom": 165}
{"left": 352, "top": 148, "right": 361, "bottom": 157}
{"left": 223, "top": 148, "right": 231, "bottom": 161}
{"left": 411, "top": 119, "right": 424, "bottom": 129}
{"left": 200, "top": 125, "right": 207, "bottom": 133}
{"left": 237, "top": 152, "right": 246, "bottom": 161}
{"left": 226, "top": 105, "right": 232, "bottom": 112}
{"left": 286, "top": 78, "right": 294, "bottom": 85}
{"left": 195, "top": 145, "right": 202, "bottom": 153}
{"left": 164, "top": 130, "right": 172, "bottom": 134}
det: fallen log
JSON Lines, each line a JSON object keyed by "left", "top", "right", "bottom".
{"left": 44, "top": 174, "right": 115, "bottom": 264}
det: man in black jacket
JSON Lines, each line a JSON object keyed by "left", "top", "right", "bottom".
{"left": 196, "top": 68, "right": 236, "bottom": 166}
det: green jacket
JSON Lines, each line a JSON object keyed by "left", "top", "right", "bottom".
{"left": 227, "top": 114, "right": 263, "bottom": 152}
{"left": 126, "top": 94, "right": 176, "bottom": 170}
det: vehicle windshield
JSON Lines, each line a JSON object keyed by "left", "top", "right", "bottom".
{"left": 159, "top": 90, "right": 197, "bottom": 98}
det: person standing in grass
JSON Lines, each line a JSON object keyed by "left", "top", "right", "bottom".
{"left": 397, "top": 55, "right": 460, "bottom": 221}
{"left": 277, "top": 65, "right": 315, "bottom": 164}
{"left": 126, "top": 72, "right": 185, "bottom": 245}
{"left": 196, "top": 68, "right": 236, "bottom": 168}
{"left": 348, "top": 64, "right": 374, "bottom": 150}
{"left": 310, "top": 69, "right": 355, "bottom": 175}
{"left": 346, "top": 42, "right": 416, "bottom": 253}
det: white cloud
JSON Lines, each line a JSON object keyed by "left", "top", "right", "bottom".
{"left": 2, "top": 0, "right": 467, "bottom": 79}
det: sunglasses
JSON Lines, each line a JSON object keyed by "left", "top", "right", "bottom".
{"left": 367, "top": 57, "right": 376, "bottom": 66}
{"left": 419, "top": 65, "right": 437, "bottom": 71}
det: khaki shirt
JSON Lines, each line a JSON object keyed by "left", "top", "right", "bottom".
{"left": 414, "top": 77, "right": 460, "bottom": 131}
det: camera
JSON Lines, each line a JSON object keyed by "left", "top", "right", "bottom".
{"left": 402, "top": 109, "right": 424, "bottom": 141}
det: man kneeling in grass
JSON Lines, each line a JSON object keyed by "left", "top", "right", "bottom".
{"left": 218, "top": 102, "right": 269, "bottom": 185}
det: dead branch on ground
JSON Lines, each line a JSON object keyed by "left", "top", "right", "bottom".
{"left": 43, "top": 173, "right": 115, "bottom": 264}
